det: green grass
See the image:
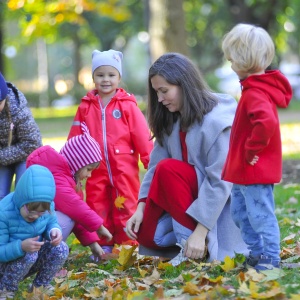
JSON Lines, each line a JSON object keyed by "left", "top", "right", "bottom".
{"left": 13, "top": 108, "right": 300, "bottom": 298}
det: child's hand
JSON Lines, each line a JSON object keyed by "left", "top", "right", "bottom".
{"left": 50, "top": 228, "right": 63, "bottom": 246}
{"left": 97, "top": 225, "right": 113, "bottom": 242}
{"left": 249, "top": 155, "right": 259, "bottom": 166}
{"left": 21, "top": 236, "right": 44, "bottom": 252}
{"left": 89, "top": 242, "right": 105, "bottom": 262}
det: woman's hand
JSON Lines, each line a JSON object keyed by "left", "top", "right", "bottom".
{"left": 97, "top": 225, "right": 113, "bottom": 242}
{"left": 184, "top": 223, "right": 208, "bottom": 259}
{"left": 125, "top": 202, "right": 146, "bottom": 240}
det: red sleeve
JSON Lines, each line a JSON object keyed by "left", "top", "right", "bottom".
{"left": 54, "top": 175, "right": 104, "bottom": 233}
{"left": 72, "top": 223, "right": 99, "bottom": 246}
{"left": 67, "top": 102, "right": 88, "bottom": 140}
{"left": 126, "top": 102, "right": 153, "bottom": 169}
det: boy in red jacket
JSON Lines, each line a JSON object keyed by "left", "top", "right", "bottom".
{"left": 221, "top": 24, "right": 292, "bottom": 271}
{"left": 68, "top": 49, "right": 153, "bottom": 252}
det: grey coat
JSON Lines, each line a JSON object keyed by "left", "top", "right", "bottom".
{"left": 0, "top": 82, "right": 42, "bottom": 166}
{"left": 139, "top": 93, "right": 248, "bottom": 261}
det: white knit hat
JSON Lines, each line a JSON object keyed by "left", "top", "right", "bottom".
{"left": 60, "top": 123, "right": 102, "bottom": 175}
{"left": 92, "top": 49, "right": 123, "bottom": 76}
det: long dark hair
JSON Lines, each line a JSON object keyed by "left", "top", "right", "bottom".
{"left": 147, "top": 53, "right": 218, "bottom": 146}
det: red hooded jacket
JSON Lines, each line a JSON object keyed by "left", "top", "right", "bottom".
{"left": 222, "top": 70, "right": 292, "bottom": 184}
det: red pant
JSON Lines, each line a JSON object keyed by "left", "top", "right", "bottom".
{"left": 138, "top": 159, "right": 198, "bottom": 248}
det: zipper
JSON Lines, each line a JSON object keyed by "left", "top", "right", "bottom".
{"left": 98, "top": 97, "right": 115, "bottom": 187}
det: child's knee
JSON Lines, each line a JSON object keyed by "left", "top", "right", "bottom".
{"left": 24, "top": 251, "right": 39, "bottom": 264}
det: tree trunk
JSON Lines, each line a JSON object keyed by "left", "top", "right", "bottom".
{"left": 148, "top": 0, "right": 189, "bottom": 62}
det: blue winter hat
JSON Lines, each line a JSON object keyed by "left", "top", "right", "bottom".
{"left": 92, "top": 49, "right": 123, "bottom": 76}
{"left": 0, "top": 72, "right": 8, "bottom": 102}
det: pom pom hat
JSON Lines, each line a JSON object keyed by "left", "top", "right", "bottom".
{"left": 60, "top": 123, "right": 102, "bottom": 176}
{"left": 92, "top": 49, "right": 123, "bottom": 76}
{"left": 0, "top": 72, "right": 8, "bottom": 102}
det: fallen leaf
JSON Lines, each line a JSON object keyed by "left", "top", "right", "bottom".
{"left": 117, "top": 245, "right": 138, "bottom": 269}
{"left": 182, "top": 281, "right": 201, "bottom": 295}
{"left": 115, "top": 195, "right": 126, "bottom": 209}
{"left": 138, "top": 265, "right": 148, "bottom": 277}
{"left": 143, "top": 267, "right": 161, "bottom": 285}
{"left": 220, "top": 256, "right": 235, "bottom": 272}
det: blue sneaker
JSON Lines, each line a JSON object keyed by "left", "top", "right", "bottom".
{"left": 243, "top": 253, "right": 260, "bottom": 268}
{"left": 255, "top": 255, "right": 280, "bottom": 272}
{"left": 102, "top": 245, "right": 113, "bottom": 253}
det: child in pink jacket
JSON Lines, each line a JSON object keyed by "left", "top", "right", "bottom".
{"left": 26, "top": 123, "right": 112, "bottom": 262}
{"left": 68, "top": 49, "right": 153, "bottom": 252}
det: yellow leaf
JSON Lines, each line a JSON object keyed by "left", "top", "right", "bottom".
{"left": 117, "top": 245, "right": 138, "bottom": 268}
{"left": 69, "top": 272, "right": 87, "bottom": 280}
{"left": 115, "top": 195, "right": 126, "bottom": 209}
{"left": 84, "top": 286, "right": 102, "bottom": 298}
{"left": 207, "top": 275, "right": 223, "bottom": 283}
{"left": 282, "top": 233, "right": 296, "bottom": 244}
{"left": 138, "top": 265, "right": 148, "bottom": 277}
{"left": 220, "top": 256, "right": 235, "bottom": 272}
{"left": 249, "top": 280, "right": 259, "bottom": 295}
{"left": 157, "top": 261, "right": 173, "bottom": 269}
{"left": 127, "top": 290, "right": 149, "bottom": 299}
{"left": 71, "top": 237, "right": 81, "bottom": 245}
{"left": 182, "top": 282, "right": 201, "bottom": 295}
{"left": 238, "top": 281, "right": 250, "bottom": 294}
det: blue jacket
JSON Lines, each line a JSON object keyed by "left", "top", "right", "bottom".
{"left": 0, "top": 165, "right": 61, "bottom": 262}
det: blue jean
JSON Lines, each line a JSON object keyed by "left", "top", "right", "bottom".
{"left": 0, "top": 241, "right": 69, "bottom": 292}
{"left": 231, "top": 184, "right": 280, "bottom": 260}
{"left": 154, "top": 213, "right": 192, "bottom": 247}
{"left": 0, "top": 161, "right": 26, "bottom": 200}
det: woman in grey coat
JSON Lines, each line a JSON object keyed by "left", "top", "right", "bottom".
{"left": 126, "top": 53, "right": 248, "bottom": 266}
{"left": 0, "top": 72, "right": 42, "bottom": 199}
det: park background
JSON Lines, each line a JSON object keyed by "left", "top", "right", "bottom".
{"left": 1, "top": 1, "right": 300, "bottom": 299}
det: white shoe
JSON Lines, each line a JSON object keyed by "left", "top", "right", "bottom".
{"left": 168, "top": 239, "right": 188, "bottom": 266}
{"left": 0, "top": 289, "right": 15, "bottom": 300}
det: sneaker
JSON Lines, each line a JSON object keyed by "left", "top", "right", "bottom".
{"left": 243, "top": 254, "right": 260, "bottom": 268}
{"left": 255, "top": 255, "right": 280, "bottom": 272}
{"left": 168, "top": 239, "right": 188, "bottom": 266}
{"left": 0, "top": 289, "right": 15, "bottom": 300}
{"left": 102, "top": 245, "right": 113, "bottom": 253}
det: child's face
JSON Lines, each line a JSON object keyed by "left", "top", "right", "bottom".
{"left": 229, "top": 59, "right": 249, "bottom": 80}
{"left": 77, "top": 163, "right": 99, "bottom": 181}
{"left": 93, "top": 66, "right": 120, "bottom": 98}
{"left": 21, "top": 204, "right": 48, "bottom": 223}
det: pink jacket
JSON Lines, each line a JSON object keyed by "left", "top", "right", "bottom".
{"left": 222, "top": 70, "right": 292, "bottom": 184}
{"left": 26, "top": 145, "right": 103, "bottom": 246}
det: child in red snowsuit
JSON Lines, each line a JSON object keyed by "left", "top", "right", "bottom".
{"left": 68, "top": 49, "right": 153, "bottom": 251}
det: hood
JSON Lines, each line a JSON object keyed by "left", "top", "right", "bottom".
{"left": 6, "top": 82, "right": 28, "bottom": 115}
{"left": 241, "top": 70, "right": 292, "bottom": 108}
{"left": 82, "top": 88, "right": 137, "bottom": 104}
{"left": 13, "top": 164, "right": 56, "bottom": 209}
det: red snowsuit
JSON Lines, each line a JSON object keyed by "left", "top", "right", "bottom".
{"left": 68, "top": 88, "right": 153, "bottom": 245}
